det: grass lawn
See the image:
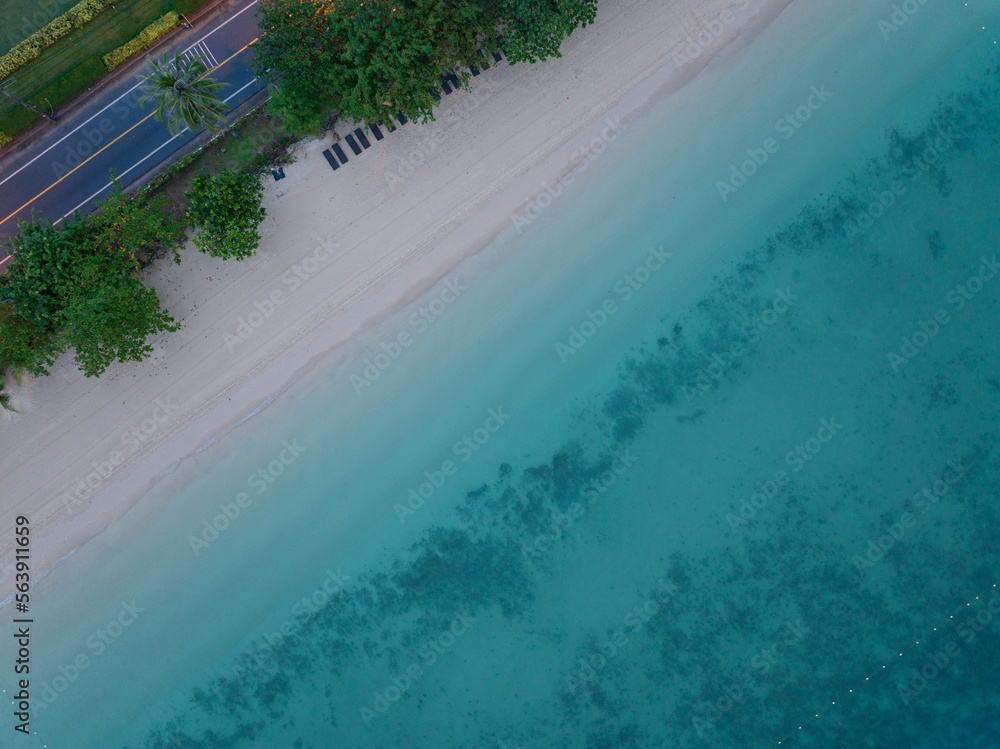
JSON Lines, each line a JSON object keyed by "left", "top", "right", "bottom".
{"left": 0, "top": 0, "right": 211, "bottom": 140}
{"left": 0, "top": 0, "right": 80, "bottom": 57}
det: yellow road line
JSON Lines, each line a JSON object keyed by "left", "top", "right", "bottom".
{"left": 0, "top": 38, "right": 259, "bottom": 230}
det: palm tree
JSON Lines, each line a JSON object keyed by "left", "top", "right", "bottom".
{"left": 0, "top": 385, "right": 16, "bottom": 413}
{"left": 0, "top": 367, "right": 21, "bottom": 413}
{"left": 138, "top": 49, "right": 231, "bottom": 135}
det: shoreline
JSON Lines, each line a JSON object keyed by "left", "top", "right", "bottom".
{"left": 0, "top": 0, "right": 788, "bottom": 601}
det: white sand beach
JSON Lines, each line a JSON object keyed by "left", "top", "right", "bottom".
{"left": 0, "top": 0, "right": 784, "bottom": 599}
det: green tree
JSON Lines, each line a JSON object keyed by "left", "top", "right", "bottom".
{"left": 92, "top": 174, "right": 187, "bottom": 267}
{"left": 0, "top": 302, "right": 62, "bottom": 379}
{"left": 0, "top": 182, "right": 185, "bottom": 378}
{"left": 254, "top": 0, "right": 494, "bottom": 127}
{"left": 186, "top": 170, "right": 266, "bottom": 260}
{"left": 254, "top": 0, "right": 341, "bottom": 118}
{"left": 265, "top": 83, "right": 330, "bottom": 137}
{"left": 478, "top": 0, "right": 597, "bottom": 64}
{"left": 58, "top": 252, "right": 181, "bottom": 378}
{"left": 139, "top": 49, "right": 231, "bottom": 135}
{"left": 330, "top": 0, "right": 490, "bottom": 124}
{"left": 0, "top": 338, "right": 27, "bottom": 413}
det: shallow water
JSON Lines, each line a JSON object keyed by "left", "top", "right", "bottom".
{"left": 13, "top": 0, "right": 1000, "bottom": 746}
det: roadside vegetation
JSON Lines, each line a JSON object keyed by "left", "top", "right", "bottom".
{"left": 0, "top": 0, "right": 597, "bottom": 410}
{"left": 102, "top": 12, "right": 181, "bottom": 72}
{"left": 0, "top": 57, "right": 272, "bottom": 405}
{"left": 255, "top": 0, "right": 597, "bottom": 133}
{"left": 187, "top": 170, "right": 267, "bottom": 260}
{"left": 0, "top": 162, "right": 270, "bottom": 390}
{"left": 0, "top": 0, "right": 209, "bottom": 145}
{"left": 146, "top": 106, "right": 295, "bottom": 221}
{"left": 0, "top": 178, "right": 186, "bottom": 380}
{"left": 138, "top": 48, "right": 231, "bottom": 133}
{"left": 1, "top": 0, "right": 79, "bottom": 57}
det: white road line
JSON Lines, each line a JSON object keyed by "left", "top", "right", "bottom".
{"left": 199, "top": 41, "right": 220, "bottom": 68}
{"left": 192, "top": 0, "right": 258, "bottom": 43}
{"left": 53, "top": 132, "right": 186, "bottom": 225}
{"left": 186, "top": 41, "right": 214, "bottom": 67}
{"left": 183, "top": 44, "right": 203, "bottom": 66}
{"left": 0, "top": 0, "right": 259, "bottom": 189}
{"left": 0, "top": 83, "right": 146, "bottom": 189}
{"left": 223, "top": 77, "right": 258, "bottom": 103}
{"left": 51, "top": 73, "right": 262, "bottom": 223}
{"left": 204, "top": 42, "right": 221, "bottom": 68}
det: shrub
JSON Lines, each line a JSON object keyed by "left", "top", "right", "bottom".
{"left": 44, "top": 14, "right": 73, "bottom": 39}
{"left": 0, "top": 0, "right": 117, "bottom": 80}
{"left": 0, "top": 131, "right": 11, "bottom": 150}
{"left": 0, "top": 14, "right": 74, "bottom": 79}
{"left": 0, "top": 305, "right": 61, "bottom": 380}
{"left": 186, "top": 170, "right": 266, "bottom": 260}
{"left": 145, "top": 148, "right": 204, "bottom": 191}
{"left": 0, "top": 57, "right": 106, "bottom": 142}
{"left": 102, "top": 12, "right": 179, "bottom": 71}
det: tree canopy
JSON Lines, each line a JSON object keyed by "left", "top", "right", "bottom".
{"left": 485, "top": 0, "right": 597, "bottom": 64}
{"left": 187, "top": 169, "right": 267, "bottom": 260}
{"left": 265, "top": 82, "right": 330, "bottom": 137}
{"left": 0, "top": 182, "right": 185, "bottom": 378}
{"left": 139, "top": 49, "right": 231, "bottom": 135}
{"left": 255, "top": 0, "right": 495, "bottom": 127}
{"left": 254, "top": 0, "right": 597, "bottom": 128}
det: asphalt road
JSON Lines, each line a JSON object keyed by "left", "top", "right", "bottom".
{"left": 0, "top": 0, "right": 266, "bottom": 262}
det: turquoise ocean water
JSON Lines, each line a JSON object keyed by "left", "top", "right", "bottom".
{"left": 11, "top": 0, "right": 1000, "bottom": 746}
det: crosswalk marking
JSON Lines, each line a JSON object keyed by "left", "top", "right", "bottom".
{"left": 182, "top": 40, "right": 219, "bottom": 70}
